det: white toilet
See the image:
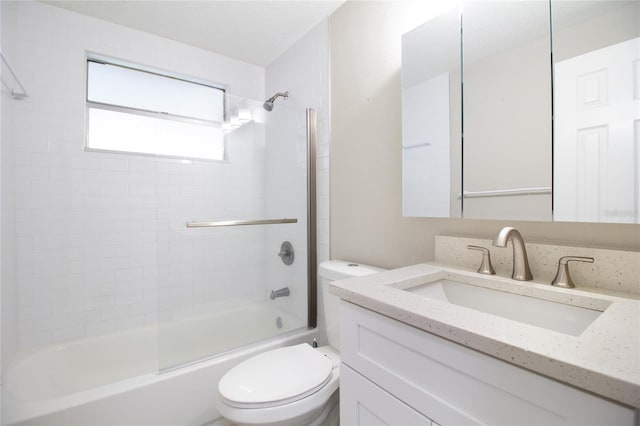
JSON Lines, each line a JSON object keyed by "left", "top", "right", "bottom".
{"left": 216, "top": 260, "right": 384, "bottom": 426}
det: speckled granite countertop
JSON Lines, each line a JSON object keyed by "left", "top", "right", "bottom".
{"left": 330, "top": 263, "right": 640, "bottom": 409}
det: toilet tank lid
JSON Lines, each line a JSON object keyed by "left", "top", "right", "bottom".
{"left": 318, "top": 260, "right": 386, "bottom": 281}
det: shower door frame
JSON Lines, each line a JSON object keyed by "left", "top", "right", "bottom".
{"left": 307, "top": 108, "right": 318, "bottom": 329}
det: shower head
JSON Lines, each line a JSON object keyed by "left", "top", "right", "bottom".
{"left": 263, "top": 91, "right": 289, "bottom": 111}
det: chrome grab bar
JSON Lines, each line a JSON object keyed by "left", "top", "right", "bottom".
{"left": 186, "top": 218, "right": 298, "bottom": 228}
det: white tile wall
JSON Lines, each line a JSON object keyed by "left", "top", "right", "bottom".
{"left": 8, "top": 1, "right": 267, "bottom": 350}
{"left": 156, "top": 123, "right": 268, "bottom": 323}
{"left": 265, "top": 20, "right": 331, "bottom": 329}
{"left": 2, "top": 0, "right": 19, "bottom": 381}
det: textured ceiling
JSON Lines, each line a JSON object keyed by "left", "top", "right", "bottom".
{"left": 42, "top": 0, "right": 345, "bottom": 67}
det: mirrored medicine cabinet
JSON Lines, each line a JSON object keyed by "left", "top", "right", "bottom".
{"left": 401, "top": 1, "right": 639, "bottom": 224}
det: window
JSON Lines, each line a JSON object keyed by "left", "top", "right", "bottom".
{"left": 86, "top": 57, "right": 225, "bottom": 160}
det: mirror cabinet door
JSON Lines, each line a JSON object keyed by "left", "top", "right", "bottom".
{"left": 401, "top": 1, "right": 639, "bottom": 224}
{"left": 401, "top": 8, "right": 462, "bottom": 218}
{"left": 552, "top": 1, "right": 639, "bottom": 223}
{"left": 461, "top": 1, "right": 552, "bottom": 221}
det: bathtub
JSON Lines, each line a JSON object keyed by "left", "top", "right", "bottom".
{"left": 3, "top": 302, "right": 318, "bottom": 426}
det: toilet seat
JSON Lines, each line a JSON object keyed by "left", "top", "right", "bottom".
{"left": 218, "top": 343, "right": 333, "bottom": 409}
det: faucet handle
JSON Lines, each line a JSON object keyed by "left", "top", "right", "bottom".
{"left": 551, "top": 256, "right": 595, "bottom": 288}
{"left": 467, "top": 245, "right": 496, "bottom": 275}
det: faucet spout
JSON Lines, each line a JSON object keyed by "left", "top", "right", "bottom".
{"left": 270, "top": 287, "right": 290, "bottom": 300}
{"left": 492, "top": 227, "right": 533, "bottom": 281}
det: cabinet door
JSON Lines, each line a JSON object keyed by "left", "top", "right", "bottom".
{"left": 341, "top": 364, "right": 433, "bottom": 426}
{"left": 340, "top": 301, "right": 636, "bottom": 426}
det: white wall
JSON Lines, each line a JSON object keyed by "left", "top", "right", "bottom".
{"left": 463, "top": 29, "right": 552, "bottom": 221}
{"left": 8, "top": 0, "right": 266, "bottom": 351}
{"left": 330, "top": 1, "right": 640, "bottom": 271}
{"left": 265, "top": 19, "right": 331, "bottom": 329}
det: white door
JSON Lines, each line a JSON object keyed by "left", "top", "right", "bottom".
{"left": 554, "top": 37, "right": 639, "bottom": 223}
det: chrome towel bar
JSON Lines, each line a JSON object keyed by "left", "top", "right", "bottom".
{"left": 402, "top": 142, "right": 431, "bottom": 150}
{"left": 186, "top": 218, "right": 298, "bottom": 228}
{"left": 459, "top": 187, "right": 551, "bottom": 199}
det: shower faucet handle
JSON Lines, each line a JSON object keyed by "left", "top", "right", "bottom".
{"left": 467, "top": 245, "right": 496, "bottom": 275}
{"left": 278, "top": 241, "right": 294, "bottom": 265}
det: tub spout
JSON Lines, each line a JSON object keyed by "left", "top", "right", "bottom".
{"left": 270, "top": 287, "right": 290, "bottom": 300}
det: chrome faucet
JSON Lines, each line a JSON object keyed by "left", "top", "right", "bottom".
{"left": 492, "top": 227, "right": 533, "bottom": 281}
{"left": 270, "top": 287, "right": 290, "bottom": 300}
{"left": 552, "top": 256, "right": 594, "bottom": 288}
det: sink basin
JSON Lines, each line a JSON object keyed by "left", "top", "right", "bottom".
{"left": 404, "top": 275, "right": 609, "bottom": 336}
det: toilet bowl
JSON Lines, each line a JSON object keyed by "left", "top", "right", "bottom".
{"left": 216, "top": 260, "right": 385, "bottom": 426}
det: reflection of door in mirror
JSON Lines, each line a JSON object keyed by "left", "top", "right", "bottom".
{"left": 553, "top": 1, "right": 640, "bottom": 224}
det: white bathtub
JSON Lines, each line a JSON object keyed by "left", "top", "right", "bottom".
{"left": 3, "top": 302, "right": 317, "bottom": 426}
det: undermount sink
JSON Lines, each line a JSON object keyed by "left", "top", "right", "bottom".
{"left": 403, "top": 273, "right": 610, "bottom": 336}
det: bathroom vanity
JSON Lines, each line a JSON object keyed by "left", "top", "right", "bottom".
{"left": 331, "top": 263, "right": 639, "bottom": 425}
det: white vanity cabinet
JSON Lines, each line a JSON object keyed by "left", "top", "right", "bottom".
{"left": 339, "top": 301, "right": 636, "bottom": 426}
{"left": 341, "top": 365, "right": 438, "bottom": 426}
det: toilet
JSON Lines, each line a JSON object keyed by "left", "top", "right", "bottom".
{"left": 216, "top": 260, "right": 385, "bottom": 426}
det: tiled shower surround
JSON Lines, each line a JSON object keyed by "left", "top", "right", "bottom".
{"left": 4, "top": 1, "right": 330, "bottom": 351}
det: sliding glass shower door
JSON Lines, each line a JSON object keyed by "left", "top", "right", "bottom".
{"left": 157, "top": 94, "right": 314, "bottom": 370}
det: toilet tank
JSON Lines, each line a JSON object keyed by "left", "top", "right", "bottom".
{"left": 319, "top": 260, "right": 385, "bottom": 350}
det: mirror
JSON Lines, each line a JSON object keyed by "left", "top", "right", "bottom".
{"left": 462, "top": 1, "right": 552, "bottom": 221}
{"left": 401, "top": 0, "right": 640, "bottom": 224}
{"left": 552, "top": 1, "right": 639, "bottom": 223}
{"left": 401, "top": 8, "right": 461, "bottom": 218}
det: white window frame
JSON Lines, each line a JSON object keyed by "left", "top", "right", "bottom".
{"left": 85, "top": 54, "right": 227, "bottom": 161}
